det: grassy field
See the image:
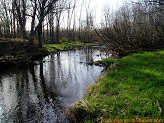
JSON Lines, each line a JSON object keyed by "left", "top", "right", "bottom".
{"left": 71, "top": 50, "right": 164, "bottom": 122}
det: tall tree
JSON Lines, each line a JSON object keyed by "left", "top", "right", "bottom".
{"left": 13, "top": 0, "right": 27, "bottom": 39}
{"left": 28, "top": 0, "right": 59, "bottom": 47}
{"left": 0, "top": 0, "right": 13, "bottom": 38}
{"left": 54, "top": 0, "right": 67, "bottom": 43}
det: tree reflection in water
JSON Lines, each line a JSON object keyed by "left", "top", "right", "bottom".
{"left": 0, "top": 47, "right": 109, "bottom": 123}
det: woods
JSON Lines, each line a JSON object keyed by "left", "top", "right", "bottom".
{"left": 97, "top": 0, "right": 164, "bottom": 55}
{"left": 0, "top": 0, "right": 164, "bottom": 122}
{"left": 0, "top": 0, "right": 164, "bottom": 54}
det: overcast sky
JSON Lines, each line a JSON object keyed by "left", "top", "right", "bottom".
{"left": 89, "top": 0, "right": 124, "bottom": 24}
{"left": 89, "top": 0, "right": 124, "bottom": 11}
{"left": 74, "top": 0, "right": 132, "bottom": 26}
{"left": 26, "top": 0, "right": 136, "bottom": 29}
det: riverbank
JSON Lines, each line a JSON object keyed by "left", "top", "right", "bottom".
{"left": 0, "top": 40, "right": 47, "bottom": 70}
{"left": 0, "top": 39, "right": 97, "bottom": 71}
{"left": 43, "top": 42, "right": 96, "bottom": 52}
{"left": 68, "top": 50, "right": 164, "bottom": 122}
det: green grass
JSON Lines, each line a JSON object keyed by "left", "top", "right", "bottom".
{"left": 43, "top": 42, "right": 96, "bottom": 52}
{"left": 72, "top": 50, "right": 164, "bottom": 122}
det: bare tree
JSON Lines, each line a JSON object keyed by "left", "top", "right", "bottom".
{"left": 49, "top": 11, "right": 55, "bottom": 43}
{"left": 0, "top": 0, "right": 12, "bottom": 38}
{"left": 13, "top": 0, "right": 27, "bottom": 39}
{"left": 78, "top": 0, "right": 85, "bottom": 41}
{"left": 98, "top": 1, "right": 164, "bottom": 56}
{"left": 54, "top": 0, "right": 69, "bottom": 43}
{"left": 27, "top": 0, "right": 59, "bottom": 47}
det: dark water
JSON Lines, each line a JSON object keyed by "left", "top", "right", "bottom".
{"left": 0, "top": 47, "right": 110, "bottom": 123}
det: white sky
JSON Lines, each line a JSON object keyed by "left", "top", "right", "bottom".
{"left": 87, "top": 0, "right": 124, "bottom": 24}
{"left": 26, "top": 0, "right": 136, "bottom": 29}
{"left": 89, "top": 0, "right": 124, "bottom": 11}
{"left": 74, "top": 0, "right": 132, "bottom": 27}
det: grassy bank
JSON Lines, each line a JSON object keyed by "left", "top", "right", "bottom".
{"left": 0, "top": 40, "right": 96, "bottom": 70}
{"left": 43, "top": 42, "right": 96, "bottom": 52}
{"left": 0, "top": 40, "right": 95, "bottom": 61}
{"left": 71, "top": 50, "right": 164, "bottom": 122}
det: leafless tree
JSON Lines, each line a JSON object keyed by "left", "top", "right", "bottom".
{"left": 98, "top": 0, "right": 164, "bottom": 56}
{"left": 26, "top": 0, "right": 60, "bottom": 47}
{"left": 13, "top": 0, "right": 27, "bottom": 39}
{"left": 66, "top": 0, "right": 76, "bottom": 42}
{"left": 0, "top": 0, "right": 12, "bottom": 38}
{"left": 54, "top": 0, "right": 64, "bottom": 43}
{"left": 78, "top": 0, "right": 85, "bottom": 41}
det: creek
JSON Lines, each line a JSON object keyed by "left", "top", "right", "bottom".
{"left": 0, "top": 47, "right": 110, "bottom": 123}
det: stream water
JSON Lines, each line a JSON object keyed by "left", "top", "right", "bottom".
{"left": 0, "top": 47, "right": 110, "bottom": 123}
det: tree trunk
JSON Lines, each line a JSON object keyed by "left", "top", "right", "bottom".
{"left": 38, "top": 24, "right": 43, "bottom": 48}
{"left": 55, "top": 23, "right": 60, "bottom": 44}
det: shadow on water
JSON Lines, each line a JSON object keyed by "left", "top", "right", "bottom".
{"left": 0, "top": 47, "right": 110, "bottom": 123}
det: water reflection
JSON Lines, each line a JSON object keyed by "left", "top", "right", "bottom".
{"left": 0, "top": 47, "right": 109, "bottom": 123}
